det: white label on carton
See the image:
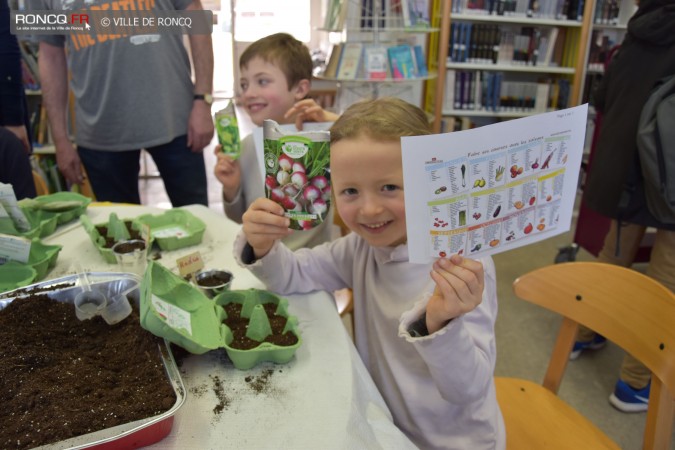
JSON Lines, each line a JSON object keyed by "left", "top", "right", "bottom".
{"left": 0, "top": 233, "right": 32, "bottom": 263}
{"left": 151, "top": 296, "right": 192, "bottom": 335}
{"left": 152, "top": 226, "right": 189, "bottom": 238}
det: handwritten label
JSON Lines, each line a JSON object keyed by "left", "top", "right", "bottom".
{"left": 0, "top": 233, "right": 32, "bottom": 263}
{"left": 176, "top": 251, "right": 204, "bottom": 277}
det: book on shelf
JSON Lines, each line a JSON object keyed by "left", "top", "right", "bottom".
{"left": 388, "top": 45, "right": 417, "bottom": 79}
{"left": 323, "top": 43, "right": 344, "bottom": 78}
{"left": 323, "top": 0, "right": 349, "bottom": 30}
{"left": 402, "top": 0, "right": 431, "bottom": 28}
{"left": 363, "top": 44, "right": 390, "bottom": 79}
{"left": 336, "top": 42, "right": 364, "bottom": 79}
{"left": 412, "top": 45, "right": 428, "bottom": 77}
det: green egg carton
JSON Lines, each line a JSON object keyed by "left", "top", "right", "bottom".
{"left": 80, "top": 213, "right": 150, "bottom": 264}
{"left": 140, "top": 261, "right": 301, "bottom": 370}
{"left": 133, "top": 209, "right": 205, "bottom": 251}
{"left": 28, "top": 239, "right": 63, "bottom": 280}
{"left": 0, "top": 207, "right": 58, "bottom": 240}
{"left": 0, "top": 261, "right": 38, "bottom": 293}
{"left": 19, "top": 208, "right": 59, "bottom": 239}
{"left": 19, "top": 192, "right": 92, "bottom": 225}
{"left": 215, "top": 289, "right": 302, "bottom": 370}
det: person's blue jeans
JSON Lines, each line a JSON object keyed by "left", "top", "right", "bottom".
{"left": 78, "top": 135, "right": 208, "bottom": 206}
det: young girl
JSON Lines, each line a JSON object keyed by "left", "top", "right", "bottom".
{"left": 234, "top": 97, "right": 505, "bottom": 449}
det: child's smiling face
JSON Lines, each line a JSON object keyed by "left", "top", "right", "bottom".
{"left": 331, "top": 134, "right": 407, "bottom": 248}
{"left": 239, "top": 56, "right": 305, "bottom": 126}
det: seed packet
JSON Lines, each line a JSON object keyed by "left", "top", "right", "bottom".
{"left": 262, "top": 120, "right": 331, "bottom": 230}
{"left": 214, "top": 100, "right": 241, "bottom": 159}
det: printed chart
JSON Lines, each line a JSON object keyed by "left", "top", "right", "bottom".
{"left": 402, "top": 105, "right": 588, "bottom": 263}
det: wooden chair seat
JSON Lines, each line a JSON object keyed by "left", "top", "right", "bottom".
{"left": 500, "top": 262, "right": 675, "bottom": 449}
{"left": 496, "top": 377, "right": 619, "bottom": 449}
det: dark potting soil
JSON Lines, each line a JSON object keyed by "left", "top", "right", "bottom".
{"left": 0, "top": 294, "right": 176, "bottom": 450}
{"left": 196, "top": 271, "right": 232, "bottom": 287}
{"left": 96, "top": 221, "right": 143, "bottom": 249}
{"left": 222, "top": 302, "right": 299, "bottom": 350}
{"left": 113, "top": 240, "right": 146, "bottom": 254}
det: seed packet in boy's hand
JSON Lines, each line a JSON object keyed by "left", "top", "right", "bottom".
{"left": 263, "top": 120, "right": 331, "bottom": 230}
{"left": 215, "top": 100, "right": 241, "bottom": 159}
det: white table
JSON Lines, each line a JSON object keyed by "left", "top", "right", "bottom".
{"left": 43, "top": 204, "right": 416, "bottom": 449}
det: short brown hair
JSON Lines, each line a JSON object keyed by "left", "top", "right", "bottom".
{"left": 330, "top": 97, "right": 431, "bottom": 144}
{"left": 240, "top": 33, "right": 313, "bottom": 90}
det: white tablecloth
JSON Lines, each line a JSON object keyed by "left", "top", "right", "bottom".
{"left": 43, "top": 204, "right": 416, "bottom": 449}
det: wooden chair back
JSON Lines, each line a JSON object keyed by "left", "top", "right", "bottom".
{"left": 508, "top": 261, "right": 675, "bottom": 449}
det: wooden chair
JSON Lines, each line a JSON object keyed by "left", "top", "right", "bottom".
{"left": 497, "top": 262, "right": 675, "bottom": 449}
{"left": 32, "top": 170, "right": 49, "bottom": 196}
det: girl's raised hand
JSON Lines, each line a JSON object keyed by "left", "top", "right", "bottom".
{"left": 242, "top": 197, "right": 294, "bottom": 259}
{"left": 426, "top": 255, "right": 485, "bottom": 334}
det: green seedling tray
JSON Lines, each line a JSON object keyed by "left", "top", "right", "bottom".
{"left": 140, "top": 261, "right": 227, "bottom": 354}
{"left": 215, "top": 290, "right": 302, "bottom": 370}
{"left": 140, "top": 261, "right": 301, "bottom": 369}
{"left": 0, "top": 207, "right": 58, "bottom": 240}
{"left": 80, "top": 214, "right": 150, "bottom": 264}
{"left": 28, "top": 239, "right": 63, "bottom": 280}
{"left": 0, "top": 261, "right": 38, "bottom": 293}
{"left": 133, "top": 209, "right": 205, "bottom": 251}
{"left": 19, "top": 192, "right": 92, "bottom": 225}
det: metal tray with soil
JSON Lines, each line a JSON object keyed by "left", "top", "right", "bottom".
{"left": 0, "top": 273, "right": 185, "bottom": 450}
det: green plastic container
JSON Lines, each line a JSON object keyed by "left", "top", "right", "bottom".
{"left": 140, "top": 261, "right": 301, "bottom": 369}
{"left": 133, "top": 209, "right": 205, "bottom": 251}
{"left": 81, "top": 214, "right": 150, "bottom": 264}
{"left": 0, "top": 207, "right": 59, "bottom": 240}
{"left": 27, "top": 239, "right": 63, "bottom": 280}
{"left": 18, "top": 192, "right": 92, "bottom": 225}
{"left": 0, "top": 261, "right": 38, "bottom": 293}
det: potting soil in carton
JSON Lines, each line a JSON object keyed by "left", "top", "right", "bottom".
{"left": 262, "top": 119, "right": 331, "bottom": 230}
{"left": 141, "top": 261, "right": 301, "bottom": 370}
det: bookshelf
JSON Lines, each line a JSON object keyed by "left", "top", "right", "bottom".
{"left": 431, "top": 0, "right": 597, "bottom": 132}
{"left": 317, "top": 0, "right": 442, "bottom": 112}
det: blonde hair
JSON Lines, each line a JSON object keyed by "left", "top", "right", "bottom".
{"left": 329, "top": 97, "right": 431, "bottom": 144}
{"left": 240, "top": 33, "right": 313, "bottom": 90}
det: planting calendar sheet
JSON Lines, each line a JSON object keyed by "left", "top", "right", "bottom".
{"left": 402, "top": 105, "right": 588, "bottom": 263}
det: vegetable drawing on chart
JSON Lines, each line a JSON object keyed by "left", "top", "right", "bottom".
{"left": 461, "top": 164, "right": 466, "bottom": 187}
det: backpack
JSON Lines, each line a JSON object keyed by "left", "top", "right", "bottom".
{"left": 636, "top": 74, "right": 675, "bottom": 224}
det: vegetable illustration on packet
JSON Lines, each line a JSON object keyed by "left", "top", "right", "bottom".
{"left": 262, "top": 120, "right": 331, "bottom": 230}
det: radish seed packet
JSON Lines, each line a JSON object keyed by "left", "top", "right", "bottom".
{"left": 215, "top": 100, "right": 241, "bottom": 159}
{"left": 262, "top": 120, "right": 331, "bottom": 230}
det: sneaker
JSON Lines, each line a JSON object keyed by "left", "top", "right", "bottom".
{"left": 569, "top": 334, "right": 607, "bottom": 360}
{"left": 609, "top": 380, "right": 650, "bottom": 413}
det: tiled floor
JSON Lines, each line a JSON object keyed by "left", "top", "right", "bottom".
{"left": 137, "top": 112, "right": 673, "bottom": 450}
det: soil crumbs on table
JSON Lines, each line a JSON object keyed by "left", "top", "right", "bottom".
{"left": 0, "top": 294, "right": 176, "bottom": 450}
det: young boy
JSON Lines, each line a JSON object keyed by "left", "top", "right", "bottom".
{"left": 235, "top": 98, "right": 505, "bottom": 449}
{"left": 214, "top": 33, "right": 338, "bottom": 250}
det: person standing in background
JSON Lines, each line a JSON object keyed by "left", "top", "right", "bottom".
{"left": 570, "top": 0, "right": 675, "bottom": 413}
{"left": 30, "top": 0, "right": 214, "bottom": 206}
{"left": 1, "top": 0, "right": 37, "bottom": 199}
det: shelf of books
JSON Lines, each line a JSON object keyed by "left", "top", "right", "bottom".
{"left": 432, "top": 0, "right": 596, "bottom": 132}
{"left": 319, "top": 0, "right": 443, "bottom": 111}
{"left": 579, "top": 0, "right": 635, "bottom": 103}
